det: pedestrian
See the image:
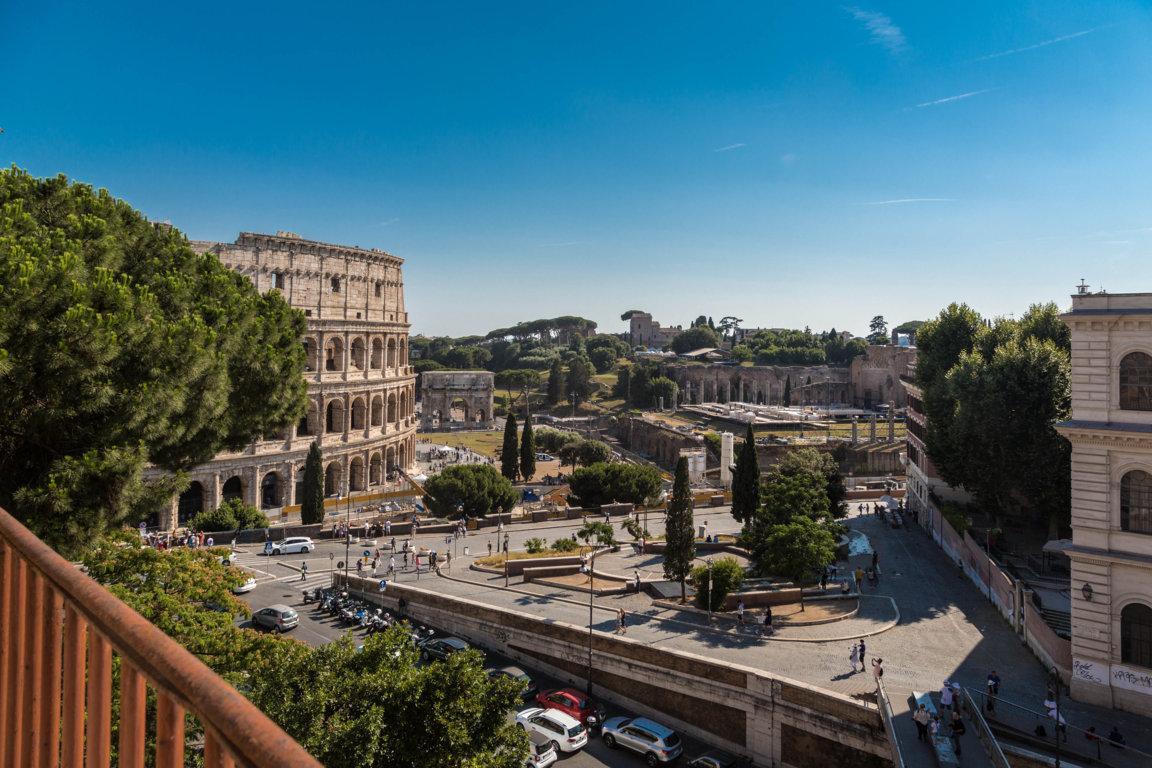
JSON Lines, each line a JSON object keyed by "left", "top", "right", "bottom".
{"left": 913, "top": 704, "right": 930, "bottom": 742}
{"left": 503, "top": 533, "right": 510, "bottom": 553}
{"left": 849, "top": 644, "right": 860, "bottom": 673}
{"left": 616, "top": 608, "right": 627, "bottom": 634}
{"left": 820, "top": 570, "right": 828, "bottom": 591}
{"left": 445, "top": 551, "right": 452, "bottom": 570}
{"left": 356, "top": 559, "right": 363, "bottom": 573}
{"left": 388, "top": 555, "right": 396, "bottom": 575}
{"left": 949, "top": 710, "right": 966, "bottom": 755}
{"left": 206, "top": 536, "right": 214, "bottom": 547}
{"left": 385, "top": 519, "right": 392, "bottom": 536}
{"left": 940, "top": 681, "right": 955, "bottom": 714}
{"left": 736, "top": 599, "right": 746, "bottom": 626}
{"left": 498, "top": 520, "right": 504, "bottom": 535}
{"left": 871, "top": 550, "right": 878, "bottom": 570}
{"left": 857, "top": 640, "right": 866, "bottom": 672}
{"left": 390, "top": 537, "right": 396, "bottom": 552}
{"left": 871, "top": 657, "right": 884, "bottom": 682}
{"left": 488, "top": 540, "right": 493, "bottom": 557}
{"left": 300, "top": 561, "right": 308, "bottom": 581}
{"left": 762, "top": 606, "right": 773, "bottom": 635}
{"left": 372, "top": 557, "right": 379, "bottom": 572}
{"left": 633, "top": 570, "right": 642, "bottom": 593}
{"left": 928, "top": 715, "right": 941, "bottom": 744}
{"left": 854, "top": 567, "right": 864, "bottom": 589}
{"left": 986, "top": 670, "right": 1001, "bottom": 712}
{"left": 403, "top": 550, "right": 410, "bottom": 569}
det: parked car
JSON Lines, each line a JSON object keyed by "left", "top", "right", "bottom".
{"left": 488, "top": 664, "right": 538, "bottom": 699}
{"left": 535, "top": 453, "right": 554, "bottom": 461}
{"left": 601, "top": 717, "right": 683, "bottom": 765}
{"left": 251, "top": 605, "right": 298, "bottom": 633}
{"left": 232, "top": 577, "right": 257, "bottom": 594}
{"left": 419, "top": 636, "right": 471, "bottom": 662}
{"left": 266, "top": 537, "right": 314, "bottom": 555}
{"left": 534, "top": 687, "right": 606, "bottom": 727}
{"left": 687, "top": 751, "right": 738, "bottom": 768}
{"left": 516, "top": 707, "right": 588, "bottom": 754}
{"left": 524, "top": 730, "right": 558, "bottom": 768}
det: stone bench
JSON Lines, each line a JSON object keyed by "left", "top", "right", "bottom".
{"left": 911, "top": 691, "right": 959, "bottom": 767}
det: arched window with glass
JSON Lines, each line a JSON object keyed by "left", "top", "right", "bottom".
{"left": 1119, "top": 351, "right": 1152, "bottom": 410}
{"left": 1121, "top": 470, "right": 1152, "bottom": 534}
{"left": 1121, "top": 603, "right": 1152, "bottom": 668}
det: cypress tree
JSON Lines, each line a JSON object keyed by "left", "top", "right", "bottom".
{"left": 731, "top": 423, "right": 760, "bottom": 529}
{"left": 547, "top": 359, "right": 564, "bottom": 405}
{"left": 301, "top": 441, "right": 325, "bottom": 525}
{"left": 663, "top": 456, "right": 696, "bottom": 602}
{"left": 500, "top": 412, "right": 519, "bottom": 481}
{"left": 519, "top": 415, "right": 536, "bottom": 481}
{"left": 783, "top": 376, "right": 792, "bottom": 406}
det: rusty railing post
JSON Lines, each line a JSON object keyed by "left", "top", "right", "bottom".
{"left": 61, "top": 604, "right": 88, "bottom": 767}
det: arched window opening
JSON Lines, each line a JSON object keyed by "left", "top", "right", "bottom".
{"left": 271, "top": 271, "right": 285, "bottom": 290}
{"left": 177, "top": 482, "right": 204, "bottom": 527}
{"left": 326, "top": 399, "right": 345, "bottom": 434}
{"left": 222, "top": 476, "right": 243, "bottom": 504}
{"left": 369, "top": 453, "right": 383, "bottom": 486}
{"left": 330, "top": 276, "right": 341, "bottom": 293}
{"left": 350, "top": 337, "right": 366, "bottom": 370}
{"left": 294, "top": 467, "right": 305, "bottom": 507}
{"left": 388, "top": 393, "right": 399, "bottom": 424}
{"left": 349, "top": 457, "right": 366, "bottom": 492}
{"left": 260, "top": 472, "right": 282, "bottom": 509}
{"left": 325, "top": 337, "right": 344, "bottom": 372}
{"left": 324, "top": 462, "right": 340, "bottom": 497}
{"left": 449, "top": 398, "right": 467, "bottom": 422}
{"left": 371, "top": 338, "right": 383, "bottom": 369}
{"left": 371, "top": 396, "right": 384, "bottom": 427}
{"left": 1120, "top": 352, "right": 1152, "bottom": 411}
{"left": 1121, "top": 603, "right": 1152, "bottom": 668}
{"left": 351, "top": 397, "right": 367, "bottom": 430}
{"left": 1121, "top": 470, "right": 1152, "bottom": 534}
{"left": 387, "top": 338, "right": 398, "bottom": 369}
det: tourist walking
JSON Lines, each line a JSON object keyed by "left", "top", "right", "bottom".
{"left": 929, "top": 715, "right": 941, "bottom": 744}
{"left": 633, "top": 570, "right": 642, "bottom": 593}
{"left": 913, "top": 704, "right": 930, "bottom": 742}
{"left": 849, "top": 644, "right": 860, "bottom": 673}
{"left": 299, "top": 561, "right": 308, "bottom": 581}
{"left": 761, "top": 606, "right": 773, "bottom": 635}
{"left": 736, "top": 599, "right": 745, "bottom": 626}
{"left": 857, "top": 640, "right": 866, "bottom": 672}
{"left": 871, "top": 657, "right": 884, "bottom": 682}
{"left": 949, "top": 710, "right": 966, "bottom": 755}
{"left": 388, "top": 555, "right": 396, "bottom": 575}
{"left": 986, "top": 670, "right": 1001, "bottom": 712}
{"left": 616, "top": 608, "right": 627, "bottom": 634}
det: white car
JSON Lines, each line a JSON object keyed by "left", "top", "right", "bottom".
{"left": 232, "top": 577, "right": 257, "bottom": 594}
{"left": 516, "top": 707, "right": 587, "bottom": 754}
{"left": 268, "top": 537, "right": 314, "bottom": 555}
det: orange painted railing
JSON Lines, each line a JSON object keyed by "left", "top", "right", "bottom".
{"left": 0, "top": 507, "right": 321, "bottom": 768}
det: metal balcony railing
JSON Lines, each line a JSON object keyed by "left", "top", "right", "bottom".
{"left": 0, "top": 507, "right": 321, "bottom": 768}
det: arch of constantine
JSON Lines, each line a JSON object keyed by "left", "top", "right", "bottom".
{"left": 151, "top": 231, "right": 418, "bottom": 529}
{"left": 420, "top": 371, "right": 495, "bottom": 430}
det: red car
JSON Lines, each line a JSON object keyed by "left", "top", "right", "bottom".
{"left": 535, "top": 688, "right": 606, "bottom": 728}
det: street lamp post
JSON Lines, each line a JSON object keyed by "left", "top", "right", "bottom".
{"left": 582, "top": 552, "right": 598, "bottom": 696}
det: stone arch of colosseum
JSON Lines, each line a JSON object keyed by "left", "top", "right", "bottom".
{"left": 420, "top": 371, "right": 494, "bottom": 430}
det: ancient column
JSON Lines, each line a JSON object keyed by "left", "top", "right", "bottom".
{"left": 851, "top": 416, "right": 859, "bottom": 445}
{"left": 887, "top": 402, "right": 895, "bottom": 443}
{"left": 869, "top": 416, "right": 877, "bottom": 442}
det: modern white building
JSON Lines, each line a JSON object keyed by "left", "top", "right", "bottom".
{"left": 1056, "top": 291, "right": 1152, "bottom": 712}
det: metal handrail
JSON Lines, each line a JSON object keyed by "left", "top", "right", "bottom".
{"left": 0, "top": 507, "right": 321, "bottom": 767}
{"left": 959, "top": 687, "right": 1010, "bottom": 768}
{"left": 875, "top": 678, "right": 906, "bottom": 768}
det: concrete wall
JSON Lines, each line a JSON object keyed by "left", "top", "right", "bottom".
{"left": 337, "top": 575, "right": 893, "bottom": 768}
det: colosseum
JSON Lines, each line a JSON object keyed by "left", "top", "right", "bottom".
{"left": 150, "top": 231, "right": 418, "bottom": 530}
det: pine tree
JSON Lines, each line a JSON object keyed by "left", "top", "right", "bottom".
{"left": 663, "top": 456, "right": 696, "bottom": 602}
{"left": 301, "top": 441, "right": 325, "bottom": 525}
{"left": 500, "top": 412, "right": 519, "bottom": 481}
{"left": 731, "top": 424, "right": 760, "bottom": 529}
{"left": 547, "top": 359, "right": 564, "bottom": 405}
{"left": 519, "top": 415, "right": 536, "bottom": 481}
{"left": 783, "top": 376, "right": 792, "bottom": 406}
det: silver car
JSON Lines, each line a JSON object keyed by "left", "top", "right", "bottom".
{"left": 251, "top": 604, "right": 298, "bottom": 633}
{"left": 269, "top": 536, "right": 314, "bottom": 555}
{"left": 601, "top": 717, "right": 683, "bottom": 765}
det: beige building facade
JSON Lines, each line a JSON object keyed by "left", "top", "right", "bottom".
{"left": 1057, "top": 292, "right": 1152, "bottom": 712}
{"left": 152, "top": 231, "right": 418, "bottom": 529}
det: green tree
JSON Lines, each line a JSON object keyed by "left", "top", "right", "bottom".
{"left": 670, "top": 326, "right": 721, "bottom": 354}
{"left": 775, "top": 447, "right": 846, "bottom": 519}
{"left": 750, "top": 517, "right": 836, "bottom": 583}
{"left": 691, "top": 557, "right": 745, "bottom": 611}
{"left": 494, "top": 369, "right": 539, "bottom": 409}
{"left": 730, "top": 424, "right": 760, "bottom": 528}
{"left": 589, "top": 347, "right": 617, "bottom": 373}
{"left": 782, "top": 376, "right": 792, "bottom": 406}
{"left": 301, "top": 441, "right": 325, "bottom": 525}
{"left": 422, "top": 464, "right": 518, "bottom": 518}
{"left": 576, "top": 520, "right": 617, "bottom": 547}
{"left": 648, "top": 376, "right": 679, "bottom": 409}
{"left": 663, "top": 456, "right": 696, "bottom": 601}
{"left": 519, "top": 415, "right": 536, "bottom": 481}
{"left": 500, "top": 412, "right": 519, "bottom": 481}
{"left": 568, "top": 463, "right": 662, "bottom": 507}
{"left": 190, "top": 498, "right": 269, "bottom": 532}
{"left": 718, "top": 316, "right": 743, "bottom": 343}
{"left": 759, "top": 469, "right": 829, "bottom": 525}
{"left": 247, "top": 629, "right": 528, "bottom": 768}
{"left": 546, "top": 359, "right": 564, "bottom": 405}
{"left": 867, "top": 315, "right": 888, "bottom": 345}
{"left": 0, "top": 169, "right": 308, "bottom": 555}
{"left": 566, "top": 356, "right": 593, "bottom": 407}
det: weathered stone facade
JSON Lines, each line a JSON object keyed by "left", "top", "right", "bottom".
{"left": 664, "top": 345, "right": 914, "bottom": 408}
{"left": 152, "top": 231, "right": 418, "bottom": 529}
{"left": 420, "top": 370, "right": 495, "bottom": 430}
{"left": 1056, "top": 292, "right": 1152, "bottom": 713}
{"left": 629, "top": 312, "right": 682, "bottom": 349}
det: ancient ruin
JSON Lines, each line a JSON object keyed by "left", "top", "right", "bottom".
{"left": 420, "top": 370, "right": 495, "bottom": 430}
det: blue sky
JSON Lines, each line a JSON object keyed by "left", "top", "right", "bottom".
{"left": 4, "top": 1, "right": 1151, "bottom": 337}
